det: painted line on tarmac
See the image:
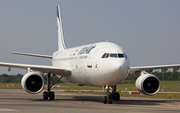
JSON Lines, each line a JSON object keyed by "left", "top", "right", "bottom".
{"left": 0, "top": 93, "right": 79, "bottom": 97}
{"left": 160, "top": 103, "right": 180, "bottom": 107}
{"left": 24, "top": 93, "right": 79, "bottom": 96}
{"left": 0, "top": 108, "right": 18, "bottom": 111}
{"left": 0, "top": 94, "right": 6, "bottom": 96}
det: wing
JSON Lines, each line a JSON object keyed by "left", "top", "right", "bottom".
{"left": 12, "top": 52, "right": 52, "bottom": 59}
{"left": 0, "top": 62, "right": 71, "bottom": 76}
{"left": 130, "top": 64, "right": 180, "bottom": 73}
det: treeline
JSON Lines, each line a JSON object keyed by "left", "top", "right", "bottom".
{"left": 1, "top": 72, "right": 180, "bottom": 83}
{"left": 0, "top": 74, "right": 61, "bottom": 83}
{"left": 126, "top": 72, "right": 180, "bottom": 81}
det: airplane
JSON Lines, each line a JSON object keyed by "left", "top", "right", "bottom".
{"left": 1, "top": 5, "right": 180, "bottom": 104}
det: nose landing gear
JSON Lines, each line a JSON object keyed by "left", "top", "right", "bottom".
{"left": 103, "top": 85, "right": 120, "bottom": 104}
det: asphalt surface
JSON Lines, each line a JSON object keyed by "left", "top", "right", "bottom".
{"left": 0, "top": 89, "right": 180, "bottom": 113}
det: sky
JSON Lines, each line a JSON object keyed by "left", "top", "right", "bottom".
{"left": 0, "top": 0, "right": 180, "bottom": 75}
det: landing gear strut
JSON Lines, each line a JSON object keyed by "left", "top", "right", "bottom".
{"left": 103, "top": 85, "right": 120, "bottom": 104}
{"left": 43, "top": 73, "right": 62, "bottom": 100}
{"left": 43, "top": 73, "right": 54, "bottom": 100}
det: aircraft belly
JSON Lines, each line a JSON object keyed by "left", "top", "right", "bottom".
{"left": 86, "top": 71, "right": 122, "bottom": 86}
{"left": 60, "top": 67, "right": 92, "bottom": 85}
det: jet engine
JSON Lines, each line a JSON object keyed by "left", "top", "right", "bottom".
{"left": 135, "top": 73, "right": 160, "bottom": 95}
{"left": 21, "top": 72, "right": 44, "bottom": 94}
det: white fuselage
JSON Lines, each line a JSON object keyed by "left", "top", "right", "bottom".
{"left": 52, "top": 42, "right": 130, "bottom": 87}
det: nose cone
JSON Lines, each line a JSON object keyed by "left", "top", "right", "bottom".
{"left": 115, "top": 58, "right": 130, "bottom": 74}
{"left": 107, "top": 58, "right": 130, "bottom": 86}
{"left": 119, "top": 58, "right": 130, "bottom": 69}
{"left": 120, "top": 58, "right": 130, "bottom": 78}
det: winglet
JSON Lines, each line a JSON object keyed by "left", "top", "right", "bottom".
{"left": 57, "top": 5, "right": 66, "bottom": 51}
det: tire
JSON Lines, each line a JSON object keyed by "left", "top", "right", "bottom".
{"left": 116, "top": 93, "right": 120, "bottom": 101}
{"left": 112, "top": 92, "right": 120, "bottom": 101}
{"left": 115, "top": 92, "right": 120, "bottom": 101}
{"left": 43, "top": 92, "right": 48, "bottom": 100}
{"left": 104, "top": 96, "right": 107, "bottom": 104}
{"left": 49, "top": 92, "right": 55, "bottom": 100}
{"left": 108, "top": 95, "right": 112, "bottom": 104}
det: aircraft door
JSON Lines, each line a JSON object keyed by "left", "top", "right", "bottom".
{"left": 87, "top": 48, "right": 98, "bottom": 68}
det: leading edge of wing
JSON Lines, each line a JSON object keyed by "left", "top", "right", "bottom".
{"left": 130, "top": 64, "right": 180, "bottom": 73}
{"left": 0, "top": 62, "right": 71, "bottom": 76}
{"left": 12, "top": 52, "right": 52, "bottom": 59}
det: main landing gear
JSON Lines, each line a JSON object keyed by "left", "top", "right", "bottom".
{"left": 103, "top": 85, "right": 120, "bottom": 104}
{"left": 43, "top": 73, "right": 62, "bottom": 100}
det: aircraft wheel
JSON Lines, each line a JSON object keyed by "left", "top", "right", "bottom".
{"left": 108, "top": 95, "right": 112, "bottom": 104}
{"left": 116, "top": 93, "right": 120, "bottom": 101}
{"left": 49, "top": 92, "right": 55, "bottom": 100}
{"left": 103, "top": 96, "right": 107, "bottom": 104}
{"left": 43, "top": 91, "right": 48, "bottom": 100}
{"left": 113, "top": 92, "right": 120, "bottom": 101}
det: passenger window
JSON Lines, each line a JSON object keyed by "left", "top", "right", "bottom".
{"left": 118, "top": 54, "right": 124, "bottom": 58}
{"left": 110, "top": 53, "right": 117, "bottom": 58}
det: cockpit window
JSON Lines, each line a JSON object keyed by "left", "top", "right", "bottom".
{"left": 110, "top": 53, "right": 117, "bottom": 58}
{"left": 101, "top": 53, "right": 109, "bottom": 58}
{"left": 118, "top": 54, "right": 124, "bottom": 58}
{"left": 105, "top": 53, "right": 109, "bottom": 58}
{"left": 101, "top": 53, "right": 107, "bottom": 58}
{"left": 102, "top": 53, "right": 125, "bottom": 58}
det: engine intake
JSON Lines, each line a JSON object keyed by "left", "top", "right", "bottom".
{"left": 135, "top": 73, "right": 160, "bottom": 95}
{"left": 21, "top": 72, "right": 44, "bottom": 94}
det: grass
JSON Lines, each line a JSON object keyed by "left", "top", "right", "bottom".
{"left": 1, "top": 80, "right": 180, "bottom": 99}
{"left": 160, "top": 81, "right": 180, "bottom": 92}
{"left": 0, "top": 83, "right": 21, "bottom": 89}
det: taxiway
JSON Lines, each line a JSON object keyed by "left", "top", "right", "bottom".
{"left": 0, "top": 89, "right": 180, "bottom": 113}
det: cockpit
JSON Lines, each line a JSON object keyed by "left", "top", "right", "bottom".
{"left": 101, "top": 53, "right": 127, "bottom": 58}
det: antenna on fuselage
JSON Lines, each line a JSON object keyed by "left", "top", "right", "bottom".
{"left": 57, "top": 5, "right": 66, "bottom": 51}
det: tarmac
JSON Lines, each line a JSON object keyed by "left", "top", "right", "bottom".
{"left": 1, "top": 89, "right": 180, "bottom": 113}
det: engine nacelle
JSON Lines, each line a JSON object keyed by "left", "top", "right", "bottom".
{"left": 21, "top": 72, "right": 44, "bottom": 94}
{"left": 135, "top": 73, "right": 160, "bottom": 95}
